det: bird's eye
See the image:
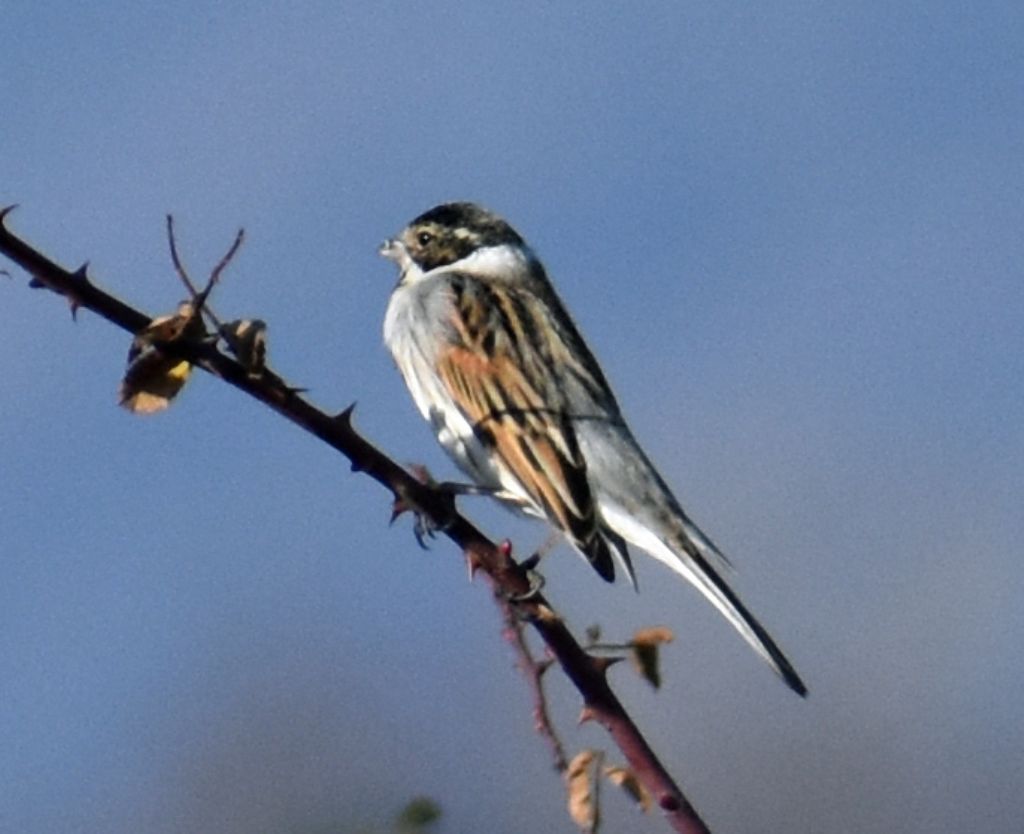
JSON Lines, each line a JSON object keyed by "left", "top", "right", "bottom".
{"left": 417, "top": 231, "right": 434, "bottom": 246}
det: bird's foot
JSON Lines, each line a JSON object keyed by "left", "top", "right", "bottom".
{"left": 389, "top": 464, "right": 461, "bottom": 550}
{"left": 390, "top": 491, "right": 455, "bottom": 550}
{"left": 507, "top": 552, "right": 546, "bottom": 602}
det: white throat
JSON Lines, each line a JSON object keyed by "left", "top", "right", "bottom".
{"left": 394, "top": 242, "right": 533, "bottom": 286}
{"left": 438, "top": 243, "right": 531, "bottom": 279}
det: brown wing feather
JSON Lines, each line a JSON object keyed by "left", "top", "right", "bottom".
{"left": 435, "top": 276, "right": 616, "bottom": 579}
{"left": 438, "top": 345, "right": 588, "bottom": 524}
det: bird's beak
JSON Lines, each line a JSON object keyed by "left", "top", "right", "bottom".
{"left": 380, "top": 238, "right": 417, "bottom": 282}
{"left": 379, "top": 238, "right": 403, "bottom": 262}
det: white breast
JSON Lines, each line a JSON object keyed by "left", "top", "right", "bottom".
{"left": 384, "top": 278, "right": 520, "bottom": 503}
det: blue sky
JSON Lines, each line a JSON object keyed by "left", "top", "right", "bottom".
{"left": 2, "top": 3, "right": 1023, "bottom": 832}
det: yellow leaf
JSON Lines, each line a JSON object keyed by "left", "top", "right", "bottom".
{"left": 604, "top": 765, "right": 652, "bottom": 813}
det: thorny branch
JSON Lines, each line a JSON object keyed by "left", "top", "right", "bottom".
{"left": 0, "top": 207, "right": 712, "bottom": 834}
{"left": 499, "top": 593, "right": 569, "bottom": 774}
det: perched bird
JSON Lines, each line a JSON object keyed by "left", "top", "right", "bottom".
{"left": 381, "top": 202, "right": 806, "bottom": 696}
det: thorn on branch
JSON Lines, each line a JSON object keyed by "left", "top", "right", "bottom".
{"left": 257, "top": 376, "right": 308, "bottom": 401}
{"left": 28, "top": 259, "right": 89, "bottom": 315}
{"left": 389, "top": 493, "right": 408, "bottom": 525}
{"left": 590, "top": 655, "right": 622, "bottom": 677}
{"left": 464, "top": 548, "right": 484, "bottom": 580}
{"left": 334, "top": 403, "right": 357, "bottom": 428}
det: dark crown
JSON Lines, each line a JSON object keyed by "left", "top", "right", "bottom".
{"left": 411, "top": 202, "right": 524, "bottom": 248}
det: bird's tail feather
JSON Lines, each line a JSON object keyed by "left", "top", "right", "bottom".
{"left": 600, "top": 503, "right": 806, "bottom": 696}
{"left": 578, "top": 527, "right": 636, "bottom": 588}
{"left": 665, "top": 533, "right": 807, "bottom": 696}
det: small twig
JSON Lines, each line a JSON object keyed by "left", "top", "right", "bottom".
{"left": 499, "top": 591, "right": 569, "bottom": 773}
{"left": 209, "top": 226, "right": 245, "bottom": 288}
{"left": 165, "top": 215, "right": 244, "bottom": 331}
{"left": 587, "top": 642, "right": 633, "bottom": 654}
{"left": 166, "top": 214, "right": 200, "bottom": 299}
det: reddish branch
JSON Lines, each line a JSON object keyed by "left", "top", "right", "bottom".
{"left": 498, "top": 591, "right": 569, "bottom": 774}
{"left": 0, "top": 207, "right": 712, "bottom": 834}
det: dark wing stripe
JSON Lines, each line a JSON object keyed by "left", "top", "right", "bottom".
{"left": 436, "top": 274, "right": 611, "bottom": 577}
{"left": 502, "top": 289, "right": 544, "bottom": 361}
{"left": 447, "top": 344, "right": 589, "bottom": 524}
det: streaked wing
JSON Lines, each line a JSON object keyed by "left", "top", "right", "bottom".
{"left": 435, "top": 274, "right": 614, "bottom": 577}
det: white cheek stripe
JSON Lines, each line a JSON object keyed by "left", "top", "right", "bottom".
{"left": 413, "top": 243, "right": 531, "bottom": 282}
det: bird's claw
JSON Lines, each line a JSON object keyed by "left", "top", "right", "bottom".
{"left": 391, "top": 489, "right": 454, "bottom": 551}
{"left": 507, "top": 556, "right": 546, "bottom": 602}
{"left": 412, "top": 512, "right": 444, "bottom": 549}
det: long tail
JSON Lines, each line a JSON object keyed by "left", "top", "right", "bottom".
{"left": 689, "top": 547, "right": 807, "bottom": 696}
{"left": 601, "top": 504, "right": 807, "bottom": 696}
{"left": 666, "top": 529, "right": 807, "bottom": 696}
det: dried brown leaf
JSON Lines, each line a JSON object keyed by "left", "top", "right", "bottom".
{"left": 629, "top": 626, "right": 674, "bottom": 689}
{"left": 632, "top": 626, "right": 675, "bottom": 647}
{"left": 566, "top": 749, "right": 601, "bottom": 832}
{"left": 119, "top": 301, "right": 203, "bottom": 414}
{"left": 219, "top": 318, "right": 267, "bottom": 376}
{"left": 604, "top": 765, "right": 653, "bottom": 813}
